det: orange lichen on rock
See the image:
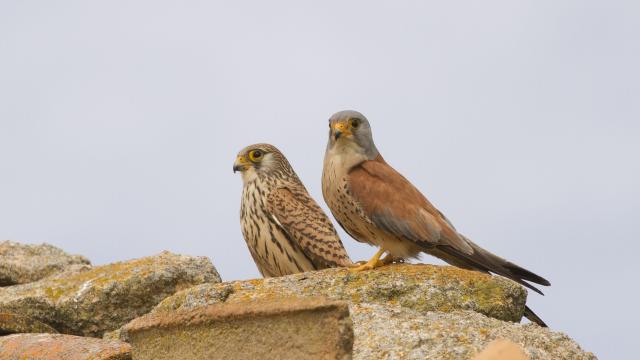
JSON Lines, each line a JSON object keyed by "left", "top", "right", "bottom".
{"left": 0, "top": 333, "right": 131, "bottom": 360}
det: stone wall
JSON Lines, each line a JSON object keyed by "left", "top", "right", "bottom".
{"left": 0, "top": 240, "right": 595, "bottom": 359}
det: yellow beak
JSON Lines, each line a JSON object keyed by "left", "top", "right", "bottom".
{"left": 233, "top": 155, "right": 250, "bottom": 173}
{"left": 333, "top": 122, "right": 352, "bottom": 140}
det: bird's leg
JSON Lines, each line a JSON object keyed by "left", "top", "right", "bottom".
{"left": 349, "top": 248, "right": 386, "bottom": 272}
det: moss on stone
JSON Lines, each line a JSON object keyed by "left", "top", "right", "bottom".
{"left": 0, "top": 252, "right": 221, "bottom": 337}
{"left": 152, "top": 264, "right": 527, "bottom": 323}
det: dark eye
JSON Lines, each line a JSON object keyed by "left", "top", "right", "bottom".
{"left": 249, "top": 150, "right": 263, "bottom": 162}
{"left": 349, "top": 118, "right": 360, "bottom": 129}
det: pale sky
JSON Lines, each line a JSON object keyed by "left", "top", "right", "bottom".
{"left": 1, "top": 1, "right": 638, "bottom": 358}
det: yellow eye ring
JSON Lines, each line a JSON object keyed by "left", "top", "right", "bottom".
{"left": 249, "top": 150, "right": 263, "bottom": 162}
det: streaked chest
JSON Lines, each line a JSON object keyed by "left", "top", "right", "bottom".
{"left": 240, "top": 179, "right": 273, "bottom": 248}
{"left": 239, "top": 177, "right": 314, "bottom": 276}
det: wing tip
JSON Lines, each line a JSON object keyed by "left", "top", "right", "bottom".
{"left": 505, "top": 263, "right": 551, "bottom": 288}
{"left": 525, "top": 305, "right": 548, "bottom": 327}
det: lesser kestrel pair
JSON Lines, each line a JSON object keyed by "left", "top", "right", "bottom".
{"left": 233, "top": 110, "right": 550, "bottom": 326}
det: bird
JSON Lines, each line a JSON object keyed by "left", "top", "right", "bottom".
{"left": 233, "top": 143, "right": 352, "bottom": 277}
{"left": 322, "top": 110, "right": 551, "bottom": 326}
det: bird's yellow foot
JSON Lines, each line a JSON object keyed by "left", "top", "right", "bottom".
{"left": 349, "top": 248, "right": 386, "bottom": 272}
{"left": 349, "top": 259, "right": 385, "bottom": 272}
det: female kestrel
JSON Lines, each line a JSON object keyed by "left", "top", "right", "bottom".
{"left": 234, "top": 143, "right": 352, "bottom": 277}
{"left": 322, "top": 110, "right": 550, "bottom": 326}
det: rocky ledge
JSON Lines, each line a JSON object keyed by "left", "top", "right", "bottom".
{"left": 0, "top": 251, "right": 220, "bottom": 337}
{"left": 0, "top": 240, "right": 90, "bottom": 286}
{"left": 0, "top": 241, "right": 595, "bottom": 359}
{"left": 351, "top": 303, "right": 592, "bottom": 359}
{"left": 0, "top": 333, "right": 131, "bottom": 360}
{"left": 148, "top": 264, "right": 526, "bottom": 322}
{"left": 106, "top": 264, "right": 595, "bottom": 360}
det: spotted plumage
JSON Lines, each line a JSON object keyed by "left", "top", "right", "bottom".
{"left": 322, "top": 110, "right": 550, "bottom": 326}
{"left": 234, "top": 143, "right": 352, "bottom": 277}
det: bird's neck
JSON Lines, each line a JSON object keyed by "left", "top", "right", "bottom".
{"left": 324, "top": 140, "right": 376, "bottom": 173}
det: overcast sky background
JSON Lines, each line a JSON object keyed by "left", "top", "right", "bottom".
{"left": 1, "top": 1, "right": 638, "bottom": 358}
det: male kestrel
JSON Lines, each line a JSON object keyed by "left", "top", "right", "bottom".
{"left": 234, "top": 143, "right": 352, "bottom": 277}
{"left": 322, "top": 110, "right": 550, "bottom": 326}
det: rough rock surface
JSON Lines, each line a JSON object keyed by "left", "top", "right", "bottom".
{"left": 0, "top": 240, "right": 90, "bottom": 286}
{"left": 103, "top": 264, "right": 594, "bottom": 359}
{"left": 121, "top": 298, "right": 352, "bottom": 360}
{"left": 0, "top": 312, "right": 58, "bottom": 335}
{"left": 0, "top": 251, "right": 221, "bottom": 336}
{"left": 151, "top": 264, "right": 527, "bottom": 323}
{"left": 351, "top": 303, "right": 595, "bottom": 360}
{"left": 0, "top": 333, "right": 131, "bottom": 360}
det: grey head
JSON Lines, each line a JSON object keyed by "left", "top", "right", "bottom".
{"left": 326, "top": 110, "right": 379, "bottom": 160}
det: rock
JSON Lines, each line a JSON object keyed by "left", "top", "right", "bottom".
{"left": 120, "top": 298, "right": 352, "bottom": 360}
{"left": 0, "top": 240, "right": 90, "bottom": 286}
{"left": 105, "top": 264, "right": 594, "bottom": 359}
{"left": 351, "top": 303, "right": 596, "bottom": 360}
{"left": 473, "top": 339, "right": 530, "bottom": 360}
{"left": 0, "top": 251, "right": 221, "bottom": 337}
{"left": 0, "top": 312, "right": 58, "bottom": 335}
{"left": 152, "top": 264, "right": 527, "bottom": 323}
{"left": 0, "top": 333, "right": 131, "bottom": 360}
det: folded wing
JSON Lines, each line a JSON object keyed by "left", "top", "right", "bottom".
{"left": 267, "top": 187, "right": 352, "bottom": 268}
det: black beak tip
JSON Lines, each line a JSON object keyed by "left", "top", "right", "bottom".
{"left": 334, "top": 130, "right": 342, "bottom": 140}
{"left": 233, "top": 165, "right": 239, "bottom": 173}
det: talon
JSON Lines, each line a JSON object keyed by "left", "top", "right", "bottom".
{"left": 349, "top": 260, "right": 368, "bottom": 267}
{"left": 349, "top": 264, "right": 375, "bottom": 272}
{"left": 348, "top": 248, "right": 386, "bottom": 272}
{"left": 349, "top": 260, "right": 384, "bottom": 272}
